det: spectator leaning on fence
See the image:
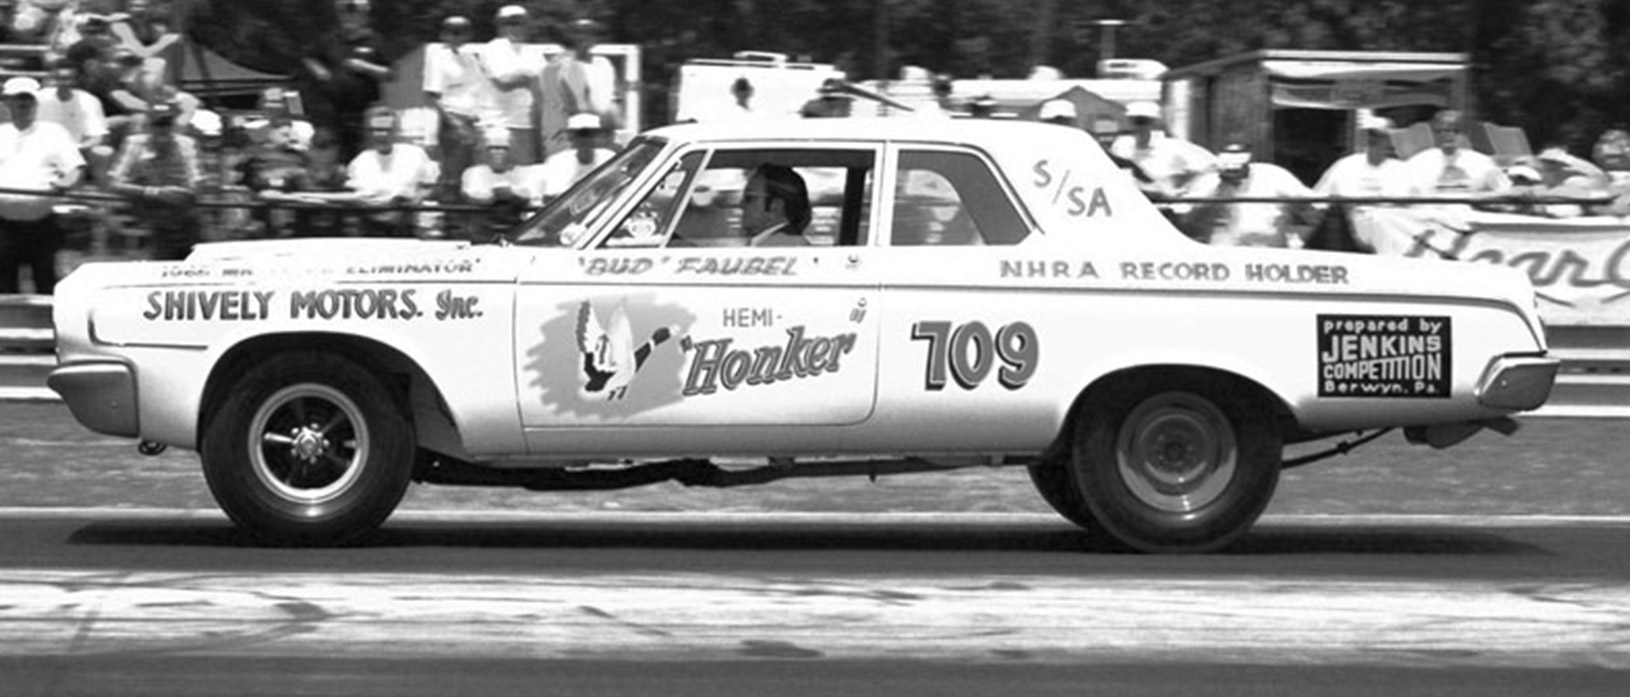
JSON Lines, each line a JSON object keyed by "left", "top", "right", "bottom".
{"left": 1181, "top": 142, "right": 1313, "bottom": 248}
{"left": 1109, "top": 100, "right": 1216, "bottom": 199}
{"left": 0, "top": 76, "right": 85, "bottom": 294}
{"left": 1312, "top": 114, "right": 1420, "bottom": 201}
{"left": 345, "top": 106, "right": 438, "bottom": 237}
{"left": 461, "top": 127, "right": 537, "bottom": 243}
{"left": 1405, "top": 109, "right": 1510, "bottom": 197}
{"left": 539, "top": 112, "right": 614, "bottom": 202}
{"left": 108, "top": 100, "right": 203, "bottom": 261}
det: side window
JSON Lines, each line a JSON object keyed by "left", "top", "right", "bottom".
{"left": 670, "top": 149, "right": 875, "bottom": 248}
{"left": 602, "top": 152, "right": 704, "bottom": 248}
{"left": 893, "top": 150, "right": 1030, "bottom": 246}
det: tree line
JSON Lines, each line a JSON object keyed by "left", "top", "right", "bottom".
{"left": 187, "top": 0, "right": 1630, "bottom": 155}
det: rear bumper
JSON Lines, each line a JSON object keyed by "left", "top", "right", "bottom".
{"left": 47, "top": 362, "right": 138, "bottom": 438}
{"left": 1475, "top": 355, "right": 1560, "bottom": 412}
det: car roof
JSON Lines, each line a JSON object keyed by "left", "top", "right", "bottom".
{"left": 645, "top": 116, "right": 1077, "bottom": 149}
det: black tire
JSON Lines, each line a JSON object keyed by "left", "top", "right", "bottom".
{"left": 1025, "top": 462, "right": 1101, "bottom": 531}
{"left": 201, "top": 352, "right": 414, "bottom": 546}
{"left": 1070, "top": 380, "right": 1281, "bottom": 553}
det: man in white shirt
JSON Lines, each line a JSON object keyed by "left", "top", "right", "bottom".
{"left": 1405, "top": 109, "right": 1510, "bottom": 196}
{"left": 346, "top": 107, "right": 439, "bottom": 237}
{"left": 461, "top": 128, "right": 537, "bottom": 242}
{"left": 1183, "top": 143, "right": 1312, "bottom": 247}
{"left": 424, "top": 15, "right": 487, "bottom": 202}
{"left": 34, "top": 57, "right": 109, "bottom": 183}
{"left": 482, "top": 4, "right": 541, "bottom": 165}
{"left": 1313, "top": 114, "right": 1420, "bottom": 200}
{"left": 1109, "top": 100, "right": 1216, "bottom": 199}
{"left": 539, "top": 112, "right": 615, "bottom": 201}
{"left": 0, "top": 77, "right": 85, "bottom": 294}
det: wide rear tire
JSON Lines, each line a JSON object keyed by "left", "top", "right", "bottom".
{"left": 1070, "top": 380, "right": 1280, "bottom": 553}
{"left": 201, "top": 352, "right": 414, "bottom": 546}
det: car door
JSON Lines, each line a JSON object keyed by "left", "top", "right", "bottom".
{"left": 865, "top": 144, "right": 1065, "bottom": 453}
{"left": 514, "top": 142, "right": 884, "bottom": 452}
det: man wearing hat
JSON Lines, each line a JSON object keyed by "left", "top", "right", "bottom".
{"left": 424, "top": 14, "right": 487, "bottom": 203}
{"left": 1109, "top": 100, "right": 1215, "bottom": 198}
{"left": 1509, "top": 146, "right": 1612, "bottom": 218}
{"left": 482, "top": 4, "right": 541, "bottom": 165}
{"left": 1182, "top": 141, "right": 1312, "bottom": 247}
{"left": 799, "top": 79, "right": 854, "bottom": 118}
{"left": 461, "top": 127, "right": 537, "bottom": 242}
{"left": 539, "top": 112, "right": 614, "bottom": 201}
{"left": 107, "top": 98, "right": 202, "bottom": 261}
{"left": 1404, "top": 109, "right": 1510, "bottom": 196}
{"left": 1312, "top": 113, "right": 1419, "bottom": 200}
{"left": 0, "top": 76, "right": 84, "bottom": 293}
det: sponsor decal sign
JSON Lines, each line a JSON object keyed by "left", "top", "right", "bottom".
{"left": 1317, "top": 314, "right": 1451, "bottom": 398}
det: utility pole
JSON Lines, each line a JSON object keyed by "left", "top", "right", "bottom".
{"left": 1091, "top": 18, "right": 1127, "bottom": 65}
{"left": 873, "top": 0, "right": 889, "bottom": 80}
{"left": 1029, "top": 0, "right": 1057, "bottom": 70}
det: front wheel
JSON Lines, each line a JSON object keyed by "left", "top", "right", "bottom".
{"left": 201, "top": 352, "right": 414, "bottom": 546}
{"left": 1070, "top": 382, "right": 1281, "bottom": 553}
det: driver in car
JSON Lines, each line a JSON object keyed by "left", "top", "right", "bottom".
{"left": 741, "top": 164, "right": 811, "bottom": 247}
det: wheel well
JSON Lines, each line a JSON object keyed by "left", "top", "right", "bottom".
{"left": 198, "top": 333, "right": 454, "bottom": 451}
{"left": 1043, "top": 365, "right": 1297, "bottom": 464}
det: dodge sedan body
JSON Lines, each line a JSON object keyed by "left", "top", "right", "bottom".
{"left": 49, "top": 118, "right": 1559, "bottom": 552}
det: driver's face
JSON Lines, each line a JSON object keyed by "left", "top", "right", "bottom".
{"left": 740, "top": 175, "right": 775, "bottom": 235}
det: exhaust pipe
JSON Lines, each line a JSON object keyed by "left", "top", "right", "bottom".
{"left": 137, "top": 440, "right": 168, "bottom": 456}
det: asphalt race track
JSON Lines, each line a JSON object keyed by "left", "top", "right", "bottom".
{"left": 2, "top": 404, "right": 1629, "bottom": 695}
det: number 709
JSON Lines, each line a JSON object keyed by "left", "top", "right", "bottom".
{"left": 911, "top": 321, "right": 1039, "bottom": 391}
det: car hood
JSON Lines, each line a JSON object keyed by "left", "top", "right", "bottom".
{"left": 186, "top": 238, "right": 474, "bottom": 263}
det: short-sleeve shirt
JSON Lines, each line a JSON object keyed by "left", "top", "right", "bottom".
{"left": 1405, "top": 147, "right": 1511, "bottom": 195}
{"left": 462, "top": 163, "right": 539, "bottom": 205}
{"left": 539, "top": 148, "right": 614, "bottom": 198}
{"left": 0, "top": 121, "right": 87, "bottom": 221}
{"left": 481, "top": 37, "right": 537, "bottom": 129}
{"left": 346, "top": 143, "right": 440, "bottom": 204}
{"left": 1313, "top": 153, "right": 1421, "bottom": 199}
{"left": 423, "top": 42, "right": 489, "bottom": 118}
{"left": 35, "top": 89, "right": 109, "bottom": 147}
{"left": 1109, "top": 132, "right": 1217, "bottom": 194}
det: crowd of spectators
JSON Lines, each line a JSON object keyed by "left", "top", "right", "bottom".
{"left": 8, "top": 1, "right": 1630, "bottom": 294}
{"left": 1033, "top": 96, "right": 1630, "bottom": 250}
{"left": 0, "top": 2, "right": 629, "bottom": 293}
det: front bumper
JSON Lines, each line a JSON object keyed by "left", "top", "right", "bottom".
{"left": 1476, "top": 355, "right": 1560, "bottom": 411}
{"left": 47, "top": 362, "right": 138, "bottom": 438}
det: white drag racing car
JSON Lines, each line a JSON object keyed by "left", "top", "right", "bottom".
{"left": 49, "top": 119, "right": 1558, "bottom": 552}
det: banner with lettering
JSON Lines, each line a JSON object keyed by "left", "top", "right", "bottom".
{"left": 1350, "top": 207, "right": 1630, "bottom": 326}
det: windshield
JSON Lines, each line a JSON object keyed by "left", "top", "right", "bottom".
{"left": 510, "top": 138, "right": 668, "bottom": 247}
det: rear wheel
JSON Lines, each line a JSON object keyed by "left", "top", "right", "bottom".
{"left": 1070, "top": 380, "right": 1280, "bottom": 553}
{"left": 201, "top": 352, "right": 414, "bottom": 546}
